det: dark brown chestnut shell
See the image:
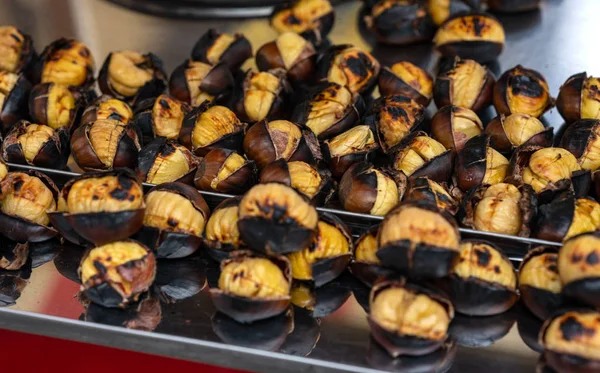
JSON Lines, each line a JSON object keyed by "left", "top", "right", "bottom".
{"left": 133, "top": 94, "right": 191, "bottom": 146}
{"left": 493, "top": 65, "right": 554, "bottom": 118}
{"left": 0, "top": 74, "right": 31, "bottom": 135}
{"left": 377, "top": 65, "right": 432, "bottom": 107}
{"left": 455, "top": 134, "right": 503, "bottom": 192}
{"left": 349, "top": 225, "right": 396, "bottom": 288}
{"left": 194, "top": 148, "right": 256, "bottom": 194}
{"left": 270, "top": 1, "right": 335, "bottom": 47}
{"left": 485, "top": 114, "right": 553, "bottom": 154}
{"left": 137, "top": 137, "right": 198, "bottom": 185}
{"left": 28, "top": 82, "right": 81, "bottom": 131}
{"left": 322, "top": 126, "right": 379, "bottom": 178}
{"left": 393, "top": 131, "right": 454, "bottom": 183}
{"left": 430, "top": 105, "right": 483, "bottom": 152}
{"left": 233, "top": 68, "right": 292, "bottom": 124}
{"left": 532, "top": 191, "right": 579, "bottom": 242}
{"left": 168, "top": 60, "right": 234, "bottom": 105}
{"left": 557, "top": 72, "right": 588, "bottom": 124}
{"left": 191, "top": 29, "right": 253, "bottom": 72}
{"left": 448, "top": 308, "right": 516, "bottom": 348}
{"left": 559, "top": 119, "right": 600, "bottom": 170}
{"left": 255, "top": 35, "right": 317, "bottom": 85}
{"left": 404, "top": 177, "right": 460, "bottom": 215}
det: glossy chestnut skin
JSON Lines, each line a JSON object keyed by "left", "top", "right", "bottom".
{"left": 487, "top": 0, "right": 540, "bottom": 13}
{"left": 0, "top": 26, "right": 37, "bottom": 77}
{"left": 322, "top": 125, "right": 379, "bottom": 178}
{"left": 191, "top": 29, "right": 252, "bottom": 72}
{"left": 431, "top": 105, "right": 483, "bottom": 152}
{"left": 485, "top": 113, "right": 553, "bottom": 154}
{"left": 133, "top": 94, "right": 191, "bottom": 145}
{"left": 34, "top": 38, "right": 95, "bottom": 89}
{"left": 270, "top": 0, "right": 335, "bottom": 46}
{"left": 560, "top": 119, "right": 600, "bottom": 171}
{"left": 137, "top": 137, "right": 198, "bottom": 185}
{"left": 255, "top": 32, "right": 317, "bottom": 85}
{"left": 349, "top": 225, "right": 396, "bottom": 287}
{"left": 364, "top": 0, "right": 436, "bottom": 46}
{"left": 168, "top": 60, "right": 234, "bottom": 106}
{"left": 558, "top": 232, "right": 600, "bottom": 308}
{"left": 28, "top": 82, "right": 79, "bottom": 131}
{"left": 392, "top": 131, "right": 454, "bottom": 183}
{"left": 493, "top": 65, "right": 554, "bottom": 118}
{"left": 0, "top": 236, "right": 29, "bottom": 271}
{"left": 233, "top": 69, "right": 292, "bottom": 124}
{"left": 316, "top": 44, "right": 380, "bottom": 95}
{"left": 80, "top": 95, "right": 133, "bottom": 126}
{"left": 557, "top": 72, "right": 600, "bottom": 124}
{"left": 0, "top": 72, "right": 31, "bottom": 134}
{"left": 404, "top": 177, "right": 460, "bottom": 215}
{"left": 2, "top": 120, "right": 69, "bottom": 169}
{"left": 203, "top": 197, "right": 244, "bottom": 263}
{"left": 456, "top": 134, "right": 509, "bottom": 192}
{"left": 378, "top": 61, "right": 433, "bottom": 106}
{"left": 194, "top": 148, "right": 257, "bottom": 194}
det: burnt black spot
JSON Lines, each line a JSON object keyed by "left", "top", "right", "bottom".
{"left": 10, "top": 33, "right": 21, "bottom": 42}
{"left": 384, "top": 105, "right": 409, "bottom": 122}
{"left": 572, "top": 253, "right": 583, "bottom": 263}
{"left": 494, "top": 265, "right": 500, "bottom": 274}
{"left": 13, "top": 179, "right": 24, "bottom": 192}
{"left": 233, "top": 272, "right": 239, "bottom": 280}
{"left": 71, "top": 59, "right": 77, "bottom": 64}
{"left": 344, "top": 52, "right": 374, "bottom": 80}
{"left": 548, "top": 264, "right": 558, "bottom": 273}
{"left": 167, "top": 218, "right": 178, "bottom": 227}
{"left": 78, "top": 48, "right": 89, "bottom": 58}
{"left": 510, "top": 75, "right": 544, "bottom": 98}
{"left": 159, "top": 144, "right": 176, "bottom": 158}
{"left": 93, "top": 260, "right": 107, "bottom": 275}
{"left": 388, "top": 95, "right": 411, "bottom": 103}
{"left": 474, "top": 247, "right": 491, "bottom": 267}
{"left": 586, "top": 251, "right": 599, "bottom": 265}
{"left": 108, "top": 112, "right": 124, "bottom": 121}
{"left": 128, "top": 195, "right": 135, "bottom": 201}
{"left": 560, "top": 316, "right": 596, "bottom": 341}
{"left": 110, "top": 188, "right": 130, "bottom": 201}
{"left": 159, "top": 99, "right": 170, "bottom": 109}
{"left": 285, "top": 14, "right": 302, "bottom": 25}
{"left": 117, "top": 175, "right": 134, "bottom": 190}
{"left": 106, "top": 256, "right": 112, "bottom": 261}
{"left": 472, "top": 16, "right": 484, "bottom": 36}
{"left": 92, "top": 195, "right": 99, "bottom": 200}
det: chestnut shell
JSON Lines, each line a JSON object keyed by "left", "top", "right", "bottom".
{"left": 557, "top": 72, "right": 587, "bottom": 124}
{"left": 349, "top": 225, "right": 396, "bottom": 288}
{"left": 168, "top": 60, "right": 234, "bottom": 105}
{"left": 137, "top": 137, "right": 198, "bottom": 185}
{"left": 455, "top": 134, "right": 497, "bottom": 192}
{"left": 0, "top": 74, "right": 31, "bottom": 135}
{"left": 532, "top": 191, "right": 578, "bottom": 242}
{"left": 393, "top": 131, "right": 454, "bottom": 183}
{"left": 191, "top": 29, "right": 253, "bottom": 72}
{"left": 377, "top": 66, "right": 432, "bottom": 107}
{"left": 433, "top": 59, "right": 495, "bottom": 112}
{"left": 485, "top": 114, "right": 553, "bottom": 154}
{"left": 194, "top": 148, "right": 256, "bottom": 194}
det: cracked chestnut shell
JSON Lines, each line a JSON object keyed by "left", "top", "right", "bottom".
{"left": 377, "top": 61, "right": 433, "bottom": 106}
{"left": 559, "top": 232, "right": 600, "bottom": 308}
{"left": 137, "top": 137, "right": 198, "bottom": 185}
{"left": 291, "top": 81, "right": 364, "bottom": 140}
{"left": 0, "top": 26, "right": 36, "bottom": 76}
{"left": 287, "top": 212, "right": 352, "bottom": 286}
{"left": 78, "top": 239, "right": 156, "bottom": 308}
{"left": 392, "top": 131, "right": 453, "bottom": 183}
{"left": 81, "top": 95, "right": 133, "bottom": 126}
{"left": 210, "top": 250, "right": 292, "bottom": 323}
{"left": 194, "top": 148, "right": 256, "bottom": 194}
{"left": 191, "top": 29, "right": 252, "bottom": 72}
{"left": 456, "top": 134, "right": 509, "bottom": 192}
{"left": 339, "top": 162, "right": 406, "bottom": 216}
{"left": 364, "top": 0, "right": 436, "bottom": 46}
{"left": 441, "top": 240, "right": 518, "bottom": 316}
{"left": 256, "top": 32, "right": 317, "bottom": 85}
{"left": 234, "top": 69, "right": 291, "bottom": 123}
{"left": 459, "top": 182, "right": 536, "bottom": 237}
{"left": 487, "top": 0, "right": 540, "bottom": 13}
{"left": 363, "top": 95, "right": 427, "bottom": 154}
{"left": 0, "top": 171, "right": 59, "bottom": 242}
{"left": 434, "top": 12, "right": 505, "bottom": 63}
{"left": 238, "top": 182, "right": 318, "bottom": 255}
{"left": 0, "top": 71, "right": 31, "bottom": 134}
{"left": 133, "top": 94, "right": 191, "bottom": 145}
{"left": 485, "top": 113, "right": 553, "bottom": 154}
{"left": 71, "top": 118, "right": 141, "bottom": 171}
{"left": 48, "top": 168, "right": 145, "bottom": 246}
{"left": 404, "top": 177, "right": 459, "bottom": 215}
{"left": 135, "top": 182, "right": 209, "bottom": 259}
{"left": 557, "top": 72, "right": 600, "bottom": 124}
{"left": 377, "top": 201, "right": 460, "bottom": 278}
{"left": 560, "top": 119, "right": 600, "bottom": 171}
{"left": 204, "top": 197, "right": 244, "bottom": 263}
{"left": 35, "top": 38, "right": 94, "bottom": 89}
{"left": 271, "top": 0, "right": 335, "bottom": 47}
{"left": 539, "top": 309, "right": 600, "bottom": 373}
{"left": 316, "top": 44, "right": 380, "bottom": 95}
{"left": 0, "top": 236, "right": 29, "bottom": 271}
{"left": 518, "top": 246, "right": 563, "bottom": 320}
{"left": 431, "top": 105, "right": 483, "bottom": 152}
{"left": 368, "top": 280, "right": 454, "bottom": 358}
{"left": 2, "top": 120, "right": 70, "bottom": 169}
{"left": 349, "top": 225, "right": 396, "bottom": 287}
{"left": 322, "top": 124, "right": 379, "bottom": 178}
{"left": 168, "top": 60, "right": 234, "bottom": 106}
{"left": 259, "top": 159, "right": 333, "bottom": 205}
{"left": 29, "top": 82, "right": 78, "bottom": 130}
{"left": 433, "top": 57, "right": 495, "bottom": 111}
{"left": 493, "top": 65, "right": 554, "bottom": 118}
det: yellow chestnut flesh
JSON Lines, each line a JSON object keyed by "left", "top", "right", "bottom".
{"left": 144, "top": 190, "right": 205, "bottom": 235}
{"left": 0, "top": 26, "right": 23, "bottom": 73}
{"left": 564, "top": 199, "right": 600, "bottom": 241}
{"left": 482, "top": 147, "right": 509, "bottom": 185}
{"left": 244, "top": 72, "right": 280, "bottom": 122}
{"left": 146, "top": 144, "right": 192, "bottom": 184}
{"left": 267, "top": 120, "right": 303, "bottom": 159}
{"left": 185, "top": 61, "right": 214, "bottom": 106}
{"left": 395, "top": 136, "right": 447, "bottom": 176}
{"left": 88, "top": 119, "right": 130, "bottom": 168}
{"left": 371, "top": 170, "right": 399, "bottom": 216}
{"left": 327, "top": 125, "right": 375, "bottom": 157}
{"left": 426, "top": 179, "right": 455, "bottom": 212}
{"left": 578, "top": 129, "right": 600, "bottom": 171}
{"left": 448, "top": 60, "right": 488, "bottom": 109}
{"left": 391, "top": 61, "right": 433, "bottom": 99}
{"left": 271, "top": 0, "right": 333, "bottom": 34}
{"left": 328, "top": 47, "right": 378, "bottom": 94}
{"left": 152, "top": 95, "right": 185, "bottom": 139}
{"left": 560, "top": 232, "right": 600, "bottom": 286}
{"left": 0, "top": 162, "right": 7, "bottom": 181}
{"left": 41, "top": 40, "right": 93, "bottom": 87}
{"left": 452, "top": 107, "right": 483, "bottom": 143}
{"left": 581, "top": 77, "right": 600, "bottom": 120}
{"left": 522, "top": 148, "right": 581, "bottom": 193}
{"left": 355, "top": 231, "right": 379, "bottom": 264}
{"left": 211, "top": 152, "right": 246, "bottom": 189}
{"left": 503, "top": 113, "right": 545, "bottom": 146}
{"left": 290, "top": 283, "right": 314, "bottom": 308}
{"left": 287, "top": 161, "right": 322, "bottom": 199}
{"left": 453, "top": 241, "right": 516, "bottom": 288}
{"left": 505, "top": 68, "right": 551, "bottom": 118}
{"left": 543, "top": 311, "right": 600, "bottom": 361}
{"left": 434, "top": 14, "right": 505, "bottom": 46}
{"left": 96, "top": 99, "right": 133, "bottom": 124}
{"left": 0, "top": 173, "right": 56, "bottom": 225}
{"left": 519, "top": 253, "right": 561, "bottom": 293}
{"left": 205, "top": 204, "right": 240, "bottom": 246}
{"left": 46, "top": 84, "right": 75, "bottom": 129}
{"left": 305, "top": 84, "right": 353, "bottom": 136}
{"left": 474, "top": 183, "right": 522, "bottom": 235}
{"left": 219, "top": 257, "right": 290, "bottom": 298}
{"left": 192, "top": 105, "right": 240, "bottom": 149}
{"left": 379, "top": 98, "right": 424, "bottom": 150}
{"left": 427, "top": 0, "right": 450, "bottom": 26}
{"left": 276, "top": 32, "right": 312, "bottom": 70}
{"left": 0, "top": 71, "right": 18, "bottom": 111}
{"left": 17, "top": 124, "right": 54, "bottom": 162}
{"left": 206, "top": 34, "right": 235, "bottom": 65}
{"left": 108, "top": 51, "right": 153, "bottom": 97}
{"left": 64, "top": 175, "right": 143, "bottom": 214}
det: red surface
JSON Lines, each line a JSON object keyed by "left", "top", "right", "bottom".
{"left": 0, "top": 328, "right": 248, "bottom": 373}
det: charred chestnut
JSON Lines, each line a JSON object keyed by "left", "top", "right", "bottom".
{"left": 443, "top": 240, "right": 518, "bottom": 316}
{"left": 485, "top": 113, "right": 553, "bottom": 154}
{"left": 37, "top": 38, "right": 94, "bottom": 89}
{"left": 0, "top": 236, "right": 28, "bottom": 270}
{"left": 210, "top": 251, "right": 292, "bottom": 323}
{"left": 364, "top": 0, "right": 436, "bottom": 46}
{"left": 316, "top": 44, "right": 380, "bottom": 95}
{"left": 339, "top": 162, "right": 406, "bottom": 216}
{"left": 2, "top": 120, "right": 69, "bottom": 169}
{"left": 404, "top": 177, "right": 459, "bottom": 215}
{"left": 194, "top": 148, "right": 256, "bottom": 194}
{"left": 0, "top": 171, "right": 58, "bottom": 242}
{"left": 493, "top": 65, "right": 553, "bottom": 118}
{"left": 133, "top": 94, "right": 190, "bottom": 145}
{"left": 271, "top": 0, "right": 334, "bottom": 46}
{"left": 168, "top": 60, "right": 233, "bottom": 106}
{"left": 559, "top": 232, "right": 600, "bottom": 308}
{"left": 256, "top": 32, "right": 317, "bottom": 84}
{"left": 433, "top": 58, "right": 495, "bottom": 111}
{"left": 204, "top": 197, "right": 244, "bottom": 262}
{"left": 377, "top": 61, "right": 433, "bottom": 106}
{"left": 350, "top": 226, "right": 396, "bottom": 287}
{"left": 234, "top": 69, "right": 291, "bottom": 123}
{"left": 557, "top": 72, "right": 600, "bottom": 124}
{"left": 81, "top": 95, "right": 133, "bottom": 126}
{"left": 377, "top": 201, "right": 460, "bottom": 277}
{"left": 487, "top": 0, "right": 540, "bottom": 13}
{"left": 191, "top": 29, "right": 252, "bottom": 72}
{"left": 0, "top": 71, "right": 30, "bottom": 134}
{"left": 49, "top": 169, "right": 145, "bottom": 246}
{"left": 534, "top": 193, "right": 600, "bottom": 242}
{"left": 79, "top": 240, "right": 156, "bottom": 308}
{"left": 0, "top": 26, "right": 36, "bottom": 75}
{"left": 322, "top": 125, "right": 379, "bottom": 178}
{"left": 136, "top": 182, "right": 209, "bottom": 259}
{"left": 560, "top": 119, "right": 600, "bottom": 171}
{"left": 71, "top": 118, "right": 140, "bottom": 171}
{"left": 368, "top": 280, "right": 454, "bottom": 357}
{"left": 392, "top": 131, "right": 453, "bottom": 183}
{"left": 238, "top": 183, "right": 318, "bottom": 255}
{"left": 456, "top": 134, "right": 509, "bottom": 192}
{"left": 287, "top": 213, "right": 352, "bottom": 286}
{"left": 29, "top": 82, "right": 77, "bottom": 130}
{"left": 431, "top": 105, "right": 483, "bottom": 152}
{"left": 137, "top": 137, "right": 198, "bottom": 185}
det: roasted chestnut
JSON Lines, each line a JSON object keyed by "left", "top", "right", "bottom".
{"left": 234, "top": 69, "right": 291, "bottom": 123}
{"left": 534, "top": 192, "right": 600, "bottom": 242}
{"left": 136, "top": 182, "right": 209, "bottom": 259}
{"left": 433, "top": 57, "right": 495, "bottom": 111}
{"left": 287, "top": 213, "right": 352, "bottom": 286}
{"left": 426, "top": 0, "right": 473, "bottom": 26}
{"left": 377, "top": 201, "right": 460, "bottom": 277}
{"left": 434, "top": 13, "right": 505, "bottom": 63}
{"left": 431, "top": 105, "right": 483, "bottom": 152}
{"left": 459, "top": 183, "right": 536, "bottom": 236}
{"left": 0, "top": 71, "right": 30, "bottom": 134}
{"left": 290, "top": 280, "right": 351, "bottom": 317}
{"left": 37, "top": 38, "right": 94, "bottom": 89}
{"left": 256, "top": 32, "right": 317, "bottom": 85}
{"left": 79, "top": 240, "right": 156, "bottom": 308}
{"left": 210, "top": 251, "right": 292, "bottom": 323}
{"left": 364, "top": 0, "right": 436, "bottom": 45}
{"left": 456, "top": 134, "right": 509, "bottom": 192}
{"left": 133, "top": 94, "right": 190, "bottom": 145}
{"left": 191, "top": 29, "right": 252, "bottom": 72}
{"left": 493, "top": 65, "right": 553, "bottom": 118}
{"left": 518, "top": 246, "right": 563, "bottom": 320}
{"left": 392, "top": 131, "right": 453, "bottom": 183}
{"left": 204, "top": 197, "right": 244, "bottom": 262}
{"left": 350, "top": 226, "right": 396, "bottom": 287}
{"left": 238, "top": 183, "right": 318, "bottom": 255}
{"left": 487, "top": 0, "right": 540, "bottom": 13}
{"left": 404, "top": 177, "right": 459, "bottom": 215}
{"left": 485, "top": 113, "right": 553, "bottom": 154}
{"left": 560, "top": 119, "right": 600, "bottom": 171}
{"left": 271, "top": 0, "right": 335, "bottom": 46}
{"left": 322, "top": 124, "right": 379, "bottom": 178}
{"left": 2, "top": 120, "right": 69, "bottom": 169}
{"left": 137, "top": 137, "right": 198, "bottom": 185}
{"left": 259, "top": 159, "right": 333, "bottom": 205}
{"left": 339, "top": 162, "right": 406, "bottom": 216}
{"left": 0, "top": 26, "right": 36, "bottom": 75}
{"left": 49, "top": 168, "right": 145, "bottom": 246}
{"left": 363, "top": 95, "right": 427, "bottom": 154}
{"left": 194, "top": 148, "right": 256, "bottom": 194}
{"left": 0, "top": 236, "right": 28, "bottom": 270}
{"left": 243, "top": 119, "right": 319, "bottom": 170}
{"left": 168, "top": 60, "right": 233, "bottom": 106}
{"left": 29, "top": 82, "right": 77, "bottom": 130}
{"left": 84, "top": 294, "right": 162, "bottom": 331}
{"left": 316, "top": 44, "right": 380, "bottom": 95}
{"left": 80, "top": 95, "right": 133, "bottom": 126}
{"left": 368, "top": 280, "right": 454, "bottom": 357}
{"left": 0, "top": 171, "right": 58, "bottom": 242}
{"left": 291, "top": 82, "right": 364, "bottom": 140}
{"left": 377, "top": 61, "right": 433, "bottom": 106}
{"left": 557, "top": 72, "right": 600, "bottom": 124}
{"left": 558, "top": 232, "right": 600, "bottom": 308}
{"left": 540, "top": 309, "right": 600, "bottom": 373}
{"left": 442, "top": 240, "right": 518, "bottom": 316}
